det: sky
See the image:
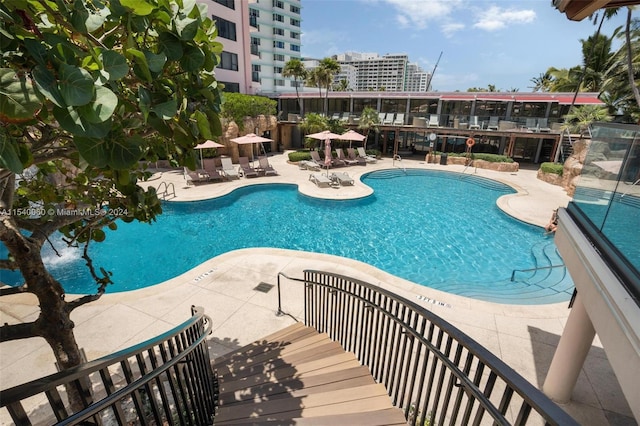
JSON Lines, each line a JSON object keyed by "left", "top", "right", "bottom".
{"left": 300, "top": 0, "right": 628, "bottom": 92}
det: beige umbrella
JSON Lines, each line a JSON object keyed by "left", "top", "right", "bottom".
{"left": 307, "top": 130, "right": 342, "bottom": 140}
{"left": 339, "top": 130, "right": 366, "bottom": 148}
{"left": 231, "top": 133, "right": 274, "bottom": 162}
{"left": 194, "top": 139, "right": 224, "bottom": 168}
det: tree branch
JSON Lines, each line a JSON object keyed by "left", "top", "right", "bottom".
{"left": 0, "top": 321, "right": 39, "bottom": 342}
{"left": 0, "top": 258, "right": 18, "bottom": 271}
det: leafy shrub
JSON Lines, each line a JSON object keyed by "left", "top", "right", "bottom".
{"left": 221, "top": 93, "right": 277, "bottom": 130}
{"left": 448, "top": 153, "right": 513, "bottom": 163}
{"left": 540, "top": 162, "right": 564, "bottom": 176}
{"left": 288, "top": 150, "right": 312, "bottom": 162}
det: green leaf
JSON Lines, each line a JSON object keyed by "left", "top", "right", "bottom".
{"left": 151, "top": 99, "right": 177, "bottom": 120}
{"left": 53, "top": 106, "right": 112, "bottom": 138}
{"left": 70, "top": 0, "right": 109, "bottom": 32}
{"left": 73, "top": 136, "right": 108, "bottom": 167}
{"left": 32, "top": 65, "right": 66, "bottom": 108}
{"left": 78, "top": 86, "right": 118, "bottom": 123}
{"left": 59, "top": 64, "right": 95, "bottom": 106}
{"left": 174, "top": 16, "right": 198, "bottom": 40}
{"left": 0, "top": 135, "right": 24, "bottom": 173}
{"left": 193, "top": 110, "right": 211, "bottom": 139}
{"left": 24, "top": 39, "right": 49, "bottom": 67}
{"left": 158, "top": 32, "right": 183, "bottom": 61}
{"left": 180, "top": 45, "right": 204, "bottom": 72}
{"left": 108, "top": 135, "right": 143, "bottom": 169}
{"left": 91, "top": 228, "right": 106, "bottom": 242}
{"left": 120, "top": 0, "right": 155, "bottom": 16}
{"left": 126, "top": 48, "right": 152, "bottom": 82}
{"left": 138, "top": 86, "right": 151, "bottom": 121}
{"left": 101, "top": 50, "right": 128, "bottom": 81}
{"left": 207, "top": 111, "right": 222, "bottom": 136}
{"left": 144, "top": 50, "right": 167, "bottom": 73}
{"left": 0, "top": 69, "right": 42, "bottom": 123}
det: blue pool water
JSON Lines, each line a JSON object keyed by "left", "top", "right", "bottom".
{"left": 2, "top": 170, "right": 574, "bottom": 304}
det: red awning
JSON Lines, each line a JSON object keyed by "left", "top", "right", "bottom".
{"left": 549, "top": 94, "right": 604, "bottom": 105}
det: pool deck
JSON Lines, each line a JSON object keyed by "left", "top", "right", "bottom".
{"left": 1, "top": 153, "right": 636, "bottom": 425}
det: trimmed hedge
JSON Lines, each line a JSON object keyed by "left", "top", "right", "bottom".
{"left": 540, "top": 162, "right": 564, "bottom": 176}
{"left": 288, "top": 150, "right": 312, "bottom": 162}
{"left": 448, "top": 153, "right": 514, "bottom": 163}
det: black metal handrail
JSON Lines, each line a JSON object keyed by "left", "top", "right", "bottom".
{"left": 278, "top": 270, "right": 579, "bottom": 426}
{"left": 1, "top": 306, "right": 216, "bottom": 426}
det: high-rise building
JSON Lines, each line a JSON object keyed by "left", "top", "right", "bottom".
{"left": 405, "top": 62, "right": 431, "bottom": 92}
{"left": 204, "top": 0, "right": 255, "bottom": 93}
{"left": 248, "top": 0, "right": 303, "bottom": 95}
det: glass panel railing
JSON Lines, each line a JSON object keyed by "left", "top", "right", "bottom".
{"left": 570, "top": 122, "right": 640, "bottom": 280}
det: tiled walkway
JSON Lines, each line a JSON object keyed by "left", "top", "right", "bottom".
{"left": 1, "top": 153, "right": 635, "bottom": 425}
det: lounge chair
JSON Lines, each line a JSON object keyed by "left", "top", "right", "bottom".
{"left": 393, "top": 113, "right": 404, "bottom": 125}
{"left": 486, "top": 116, "right": 499, "bottom": 130}
{"left": 309, "top": 173, "right": 332, "bottom": 187}
{"left": 220, "top": 157, "right": 239, "bottom": 179}
{"left": 340, "top": 112, "right": 349, "bottom": 122}
{"left": 357, "top": 147, "right": 377, "bottom": 163}
{"left": 347, "top": 148, "right": 366, "bottom": 165}
{"left": 427, "top": 114, "right": 440, "bottom": 128}
{"left": 331, "top": 112, "right": 340, "bottom": 120}
{"left": 238, "top": 156, "right": 258, "bottom": 178}
{"left": 468, "top": 116, "right": 481, "bottom": 130}
{"left": 383, "top": 113, "right": 394, "bottom": 125}
{"left": 330, "top": 149, "right": 346, "bottom": 167}
{"left": 378, "top": 112, "right": 386, "bottom": 124}
{"left": 335, "top": 148, "right": 358, "bottom": 165}
{"left": 299, "top": 160, "right": 321, "bottom": 171}
{"left": 257, "top": 156, "right": 277, "bottom": 176}
{"left": 310, "top": 150, "right": 329, "bottom": 169}
{"left": 204, "top": 165, "right": 224, "bottom": 182}
{"left": 525, "top": 118, "right": 538, "bottom": 132}
{"left": 331, "top": 171, "right": 354, "bottom": 186}
{"left": 184, "top": 167, "right": 208, "bottom": 185}
{"left": 538, "top": 118, "right": 551, "bottom": 132}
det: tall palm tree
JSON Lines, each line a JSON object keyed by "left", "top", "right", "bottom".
{"left": 283, "top": 59, "right": 307, "bottom": 116}
{"left": 357, "top": 106, "right": 380, "bottom": 151}
{"left": 529, "top": 72, "right": 553, "bottom": 92}
{"left": 306, "top": 67, "right": 323, "bottom": 99}
{"left": 299, "top": 113, "right": 328, "bottom": 150}
{"left": 318, "top": 58, "right": 341, "bottom": 115}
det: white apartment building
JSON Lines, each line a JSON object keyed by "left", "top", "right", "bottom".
{"left": 405, "top": 62, "right": 431, "bottom": 92}
{"left": 204, "top": 0, "right": 255, "bottom": 93}
{"left": 248, "top": 0, "right": 303, "bottom": 94}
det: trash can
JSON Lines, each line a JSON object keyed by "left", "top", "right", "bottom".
{"left": 440, "top": 153, "right": 448, "bottom": 165}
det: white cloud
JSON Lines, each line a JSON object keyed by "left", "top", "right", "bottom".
{"left": 441, "top": 22, "right": 465, "bottom": 38}
{"left": 473, "top": 5, "right": 536, "bottom": 31}
{"left": 383, "top": 0, "right": 463, "bottom": 30}
{"left": 301, "top": 29, "right": 347, "bottom": 58}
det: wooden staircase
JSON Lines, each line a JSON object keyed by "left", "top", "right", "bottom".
{"left": 213, "top": 322, "right": 406, "bottom": 425}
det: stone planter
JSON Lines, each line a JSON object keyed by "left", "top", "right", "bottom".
{"left": 537, "top": 170, "right": 564, "bottom": 186}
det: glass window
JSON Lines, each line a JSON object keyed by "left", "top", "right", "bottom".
{"left": 290, "top": 44, "right": 300, "bottom": 52}
{"left": 353, "top": 98, "right": 377, "bottom": 114}
{"left": 273, "top": 40, "right": 284, "bottom": 49}
{"left": 272, "top": 0, "right": 283, "bottom": 8}
{"left": 273, "top": 28, "right": 284, "bottom": 36}
{"left": 219, "top": 51, "right": 238, "bottom": 71}
{"left": 220, "top": 81, "right": 240, "bottom": 92}
{"left": 290, "top": 18, "right": 300, "bottom": 26}
{"left": 214, "top": 0, "right": 234, "bottom": 9}
{"left": 249, "top": 8, "right": 259, "bottom": 17}
{"left": 273, "top": 13, "right": 284, "bottom": 22}
{"left": 275, "top": 79, "right": 285, "bottom": 86}
{"left": 290, "top": 31, "right": 299, "bottom": 39}
{"left": 274, "top": 66, "right": 283, "bottom": 73}
{"left": 274, "top": 54, "right": 285, "bottom": 61}
{"left": 212, "top": 15, "right": 236, "bottom": 41}
{"left": 290, "top": 5, "right": 300, "bottom": 13}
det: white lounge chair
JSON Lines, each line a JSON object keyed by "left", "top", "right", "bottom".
{"left": 383, "top": 113, "right": 394, "bottom": 125}
{"left": 299, "top": 160, "right": 321, "bottom": 171}
{"left": 538, "top": 118, "right": 551, "bottom": 132}
{"left": 378, "top": 112, "right": 386, "bottom": 123}
{"left": 427, "top": 115, "right": 440, "bottom": 128}
{"left": 393, "top": 113, "right": 404, "bottom": 125}
{"left": 468, "top": 116, "right": 481, "bottom": 130}
{"left": 220, "top": 157, "right": 239, "bottom": 179}
{"left": 486, "top": 116, "right": 499, "bottom": 130}
{"left": 357, "top": 147, "right": 377, "bottom": 163}
{"left": 525, "top": 118, "right": 538, "bottom": 132}
{"left": 309, "top": 173, "right": 332, "bottom": 187}
{"left": 331, "top": 171, "right": 354, "bottom": 186}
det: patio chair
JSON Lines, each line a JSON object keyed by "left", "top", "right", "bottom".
{"left": 331, "top": 112, "right": 341, "bottom": 120}
{"left": 525, "top": 118, "right": 538, "bottom": 132}
{"left": 378, "top": 112, "right": 386, "bottom": 124}
{"left": 298, "top": 160, "right": 321, "bottom": 171}
{"left": 335, "top": 148, "right": 358, "bottom": 165}
{"left": 203, "top": 165, "right": 224, "bottom": 182}
{"left": 357, "top": 147, "right": 377, "bottom": 163}
{"left": 184, "top": 167, "right": 208, "bottom": 185}
{"left": 347, "top": 148, "right": 366, "bottom": 165}
{"left": 309, "top": 173, "right": 332, "bottom": 188}
{"left": 383, "top": 113, "right": 394, "bottom": 125}
{"left": 538, "top": 118, "right": 551, "bottom": 132}
{"left": 331, "top": 171, "right": 355, "bottom": 186}
{"left": 393, "top": 113, "right": 405, "bottom": 125}
{"left": 330, "top": 149, "right": 346, "bottom": 167}
{"left": 257, "top": 156, "right": 277, "bottom": 176}
{"left": 468, "top": 116, "right": 481, "bottom": 130}
{"left": 427, "top": 114, "right": 441, "bottom": 128}
{"left": 486, "top": 116, "right": 499, "bottom": 130}
{"left": 340, "top": 112, "right": 350, "bottom": 122}
{"left": 238, "top": 156, "right": 258, "bottom": 178}
{"left": 310, "top": 150, "right": 328, "bottom": 169}
{"left": 220, "top": 157, "right": 239, "bottom": 179}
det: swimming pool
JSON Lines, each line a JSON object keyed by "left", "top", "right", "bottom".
{"left": 2, "top": 169, "right": 574, "bottom": 304}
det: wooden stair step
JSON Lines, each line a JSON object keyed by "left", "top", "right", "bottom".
{"left": 217, "top": 408, "right": 407, "bottom": 425}
{"left": 216, "top": 333, "right": 338, "bottom": 376}
{"left": 219, "top": 366, "right": 375, "bottom": 403}
{"left": 215, "top": 383, "right": 395, "bottom": 423}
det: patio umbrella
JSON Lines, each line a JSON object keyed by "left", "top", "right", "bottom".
{"left": 231, "top": 133, "right": 274, "bottom": 162}
{"left": 307, "top": 130, "right": 342, "bottom": 141}
{"left": 339, "top": 130, "right": 366, "bottom": 148}
{"left": 324, "top": 138, "right": 333, "bottom": 177}
{"left": 194, "top": 139, "right": 224, "bottom": 168}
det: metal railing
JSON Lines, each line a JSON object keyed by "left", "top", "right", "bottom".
{"left": 1, "top": 306, "right": 216, "bottom": 426}
{"left": 156, "top": 181, "right": 176, "bottom": 200}
{"left": 279, "top": 270, "right": 579, "bottom": 426}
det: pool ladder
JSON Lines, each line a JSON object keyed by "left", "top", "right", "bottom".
{"left": 393, "top": 154, "right": 406, "bottom": 173}
{"left": 156, "top": 182, "right": 176, "bottom": 200}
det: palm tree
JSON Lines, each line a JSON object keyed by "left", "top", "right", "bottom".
{"left": 318, "top": 58, "right": 341, "bottom": 115}
{"left": 283, "top": 59, "right": 307, "bottom": 116}
{"left": 306, "top": 67, "right": 323, "bottom": 99}
{"left": 562, "top": 105, "right": 612, "bottom": 135}
{"left": 357, "top": 106, "right": 380, "bottom": 152}
{"left": 299, "top": 113, "right": 328, "bottom": 150}
{"left": 529, "top": 72, "right": 553, "bottom": 92}
{"left": 334, "top": 79, "right": 349, "bottom": 91}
